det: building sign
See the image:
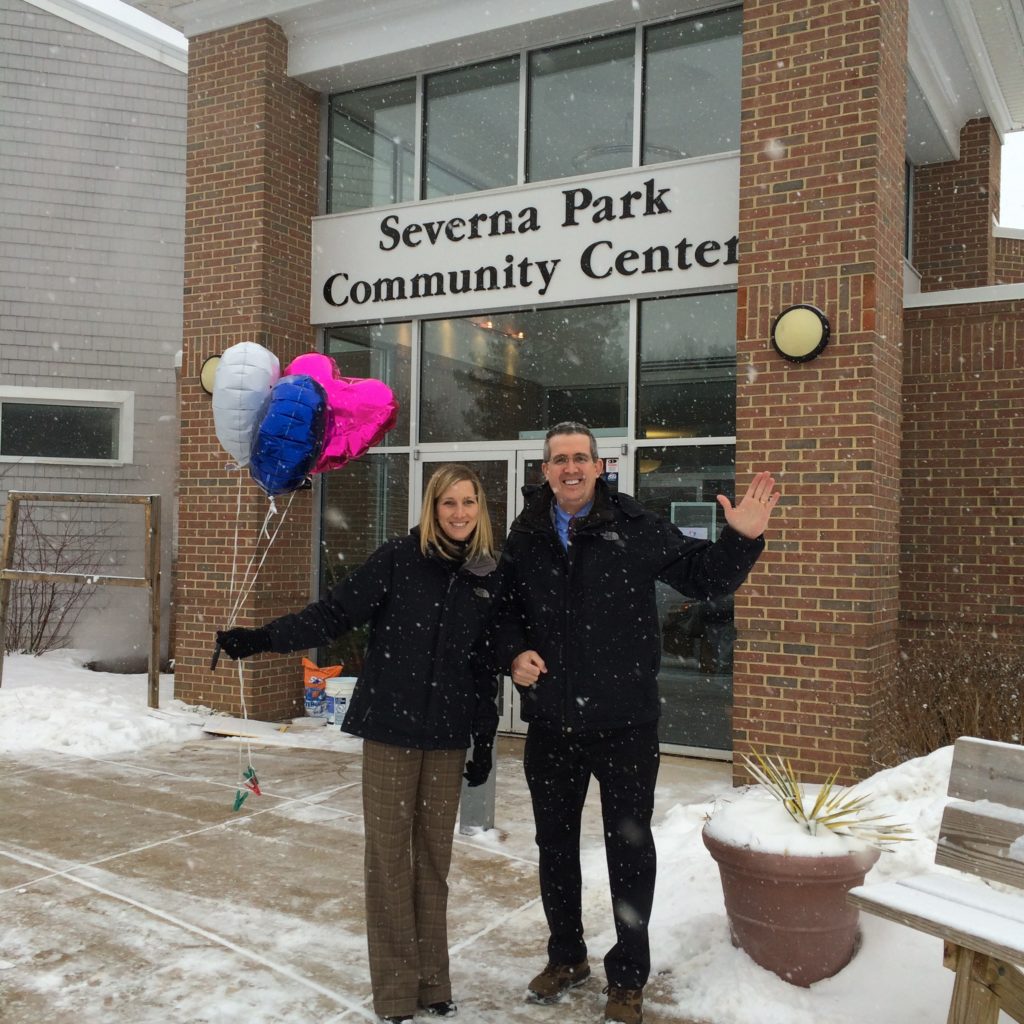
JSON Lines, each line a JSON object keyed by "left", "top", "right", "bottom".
{"left": 310, "top": 158, "right": 739, "bottom": 325}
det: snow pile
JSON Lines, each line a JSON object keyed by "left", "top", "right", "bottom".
{"left": 0, "top": 650, "right": 206, "bottom": 755}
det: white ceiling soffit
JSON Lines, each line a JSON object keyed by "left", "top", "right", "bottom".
{"left": 22, "top": 0, "right": 186, "bottom": 70}
{"left": 907, "top": 77, "right": 953, "bottom": 166}
{"left": 126, "top": 0, "right": 1024, "bottom": 154}
{"left": 906, "top": 1, "right": 970, "bottom": 163}
{"left": 124, "top": 0, "right": 705, "bottom": 50}
{"left": 948, "top": 0, "right": 1024, "bottom": 133}
{"left": 119, "top": 0, "right": 302, "bottom": 36}
{"left": 902, "top": 0, "right": 1024, "bottom": 166}
{"left": 281, "top": 0, "right": 725, "bottom": 91}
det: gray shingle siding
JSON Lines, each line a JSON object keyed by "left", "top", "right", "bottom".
{"left": 0, "top": 0, "right": 185, "bottom": 662}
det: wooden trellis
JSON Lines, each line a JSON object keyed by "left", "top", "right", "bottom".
{"left": 0, "top": 492, "right": 162, "bottom": 708}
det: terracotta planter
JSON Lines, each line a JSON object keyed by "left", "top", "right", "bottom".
{"left": 702, "top": 825, "right": 880, "bottom": 986}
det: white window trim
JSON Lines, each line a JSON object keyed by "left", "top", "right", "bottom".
{"left": 0, "top": 386, "right": 134, "bottom": 466}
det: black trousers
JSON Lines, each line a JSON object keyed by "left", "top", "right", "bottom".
{"left": 523, "top": 720, "right": 660, "bottom": 990}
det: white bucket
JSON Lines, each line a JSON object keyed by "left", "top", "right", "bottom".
{"left": 326, "top": 677, "right": 357, "bottom": 728}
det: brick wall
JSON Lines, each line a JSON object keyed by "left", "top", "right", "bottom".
{"left": 733, "top": 0, "right": 907, "bottom": 784}
{"left": 174, "top": 19, "right": 320, "bottom": 718}
{"left": 913, "top": 119, "right": 1000, "bottom": 291}
{"left": 901, "top": 299, "right": 1024, "bottom": 644}
{"left": 995, "top": 234, "right": 1024, "bottom": 284}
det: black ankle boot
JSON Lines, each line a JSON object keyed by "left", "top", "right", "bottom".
{"left": 423, "top": 1000, "right": 458, "bottom": 1017}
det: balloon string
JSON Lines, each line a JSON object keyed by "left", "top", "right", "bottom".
{"left": 237, "top": 657, "right": 252, "bottom": 785}
{"left": 224, "top": 482, "right": 295, "bottom": 807}
{"left": 224, "top": 491, "right": 296, "bottom": 629}
{"left": 229, "top": 469, "right": 243, "bottom": 602}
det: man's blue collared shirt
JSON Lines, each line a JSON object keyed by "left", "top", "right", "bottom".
{"left": 553, "top": 500, "right": 593, "bottom": 549}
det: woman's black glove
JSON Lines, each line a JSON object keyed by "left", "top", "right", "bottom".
{"left": 463, "top": 736, "right": 494, "bottom": 787}
{"left": 216, "top": 626, "right": 272, "bottom": 660}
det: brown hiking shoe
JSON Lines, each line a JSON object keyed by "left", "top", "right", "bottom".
{"left": 525, "top": 960, "right": 591, "bottom": 1003}
{"left": 603, "top": 985, "right": 644, "bottom": 1024}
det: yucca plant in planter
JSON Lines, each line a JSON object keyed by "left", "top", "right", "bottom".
{"left": 702, "top": 752, "right": 911, "bottom": 987}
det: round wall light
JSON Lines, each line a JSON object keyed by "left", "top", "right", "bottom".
{"left": 771, "top": 304, "right": 830, "bottom": 363}
{"left": 199, "top": 354, "right": 221, "bottom": 395}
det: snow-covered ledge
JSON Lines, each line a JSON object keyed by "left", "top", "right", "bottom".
{"left": 904, "top": 282, "right": 1024, "bottom": 308}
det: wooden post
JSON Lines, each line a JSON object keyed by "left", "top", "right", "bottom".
{"left": 0, "top": 492, "right": 21, "bottom": 687}
{"left": 0, "top": 493, "right": 160, "bottom": 706}
{"left": 146, "top": 495, "right": 162, "bottom": 710}
{"left": 945, "top": 944, "right": 1002, "bottom": 1024}
{"left": 989, "top": 961, "right": 1024, "bottom": 1024}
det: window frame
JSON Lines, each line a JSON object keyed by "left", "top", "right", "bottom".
{"left": 325, "top": 5, "right": 744, "bottom": 213}
{"left": 421, "top": 54, "right": 522, "bottom": 199}
{"left": 0, "top": 386, "right": 134, "bottom": 466}
{"left": 525, "top": 27, "right": 637, "bottom": 184}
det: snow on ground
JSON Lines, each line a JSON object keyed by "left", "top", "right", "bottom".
{"left": 0, "top": 649, "right": 204, "bottom": 755}
{"left": 1, "top": 650, "right": 1003, "bottom": 1023}
{"left": 0, "top": 650, "right": 354, "bottom": 757}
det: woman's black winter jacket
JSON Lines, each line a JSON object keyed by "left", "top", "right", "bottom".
{"left": 263, "top": 530, "right": 501, "bottom": 750}
{"left": 493, "top": 479, "right": 764, "bottom": 734}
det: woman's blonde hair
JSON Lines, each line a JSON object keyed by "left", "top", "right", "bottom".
{"left": 419, "top": 463, "right": 495, "bottom": 560}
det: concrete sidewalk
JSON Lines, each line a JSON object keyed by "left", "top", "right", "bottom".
{"left": 1, "top": 731, "right": 729, "bottom": 1024}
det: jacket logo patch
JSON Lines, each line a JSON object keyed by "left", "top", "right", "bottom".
{"left": 601, "top": 531, "right": 621, "bottom": 542}
{"left": 473, "top": 587, "right": 491, "bottom": 598}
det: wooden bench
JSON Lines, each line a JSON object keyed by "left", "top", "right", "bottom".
{"left": 848, "top": 736, "right": 1024, "bottom": 1024}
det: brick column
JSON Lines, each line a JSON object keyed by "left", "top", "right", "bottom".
{"left": 913, "top": 118, "right": 1001, "bottom": 291}
{"left": 732, "top": 1, "right": 907, "bottom": 782}
{"left": 174, "top": 20, "right": 320, "bottom": 718}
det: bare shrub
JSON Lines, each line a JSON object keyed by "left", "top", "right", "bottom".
{"left": 878, "top": 626, "right": 1024, "bottom": 765}
{"left": 3, "top": 504, "right": 116, "bottom": 655}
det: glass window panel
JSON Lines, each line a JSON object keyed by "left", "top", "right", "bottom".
{"left": 328, "top": 80, "right": 416, "bottom": 214}
{"left": 420, "top": 303, "right": 628, "bottom": 443}
{"left": 528, "top": 32, "right": 635, "bottom": 182}
{"left": 325, "top": 322, "right": 413, "bottom": 446}
{"left": 643, "top": 8, "right": 742, "bottom": 163}
{"left": 634, "top": 443, "right": 736, "bottom": 751}
{"left": 637, "top": 292, "right": 736, "bottom": 440}
{"left": 319, "top": 452, "right": 410, "bottom": 673}
{"left": 424, "top": 58, "right": 520, "bottom": 198}
{"left": 1, "top": 403, "right": 118, "bottom": 459}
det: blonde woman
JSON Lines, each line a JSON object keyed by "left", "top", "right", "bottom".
{"left": 217, "top": 464, "right": 502, "bottom": 1022}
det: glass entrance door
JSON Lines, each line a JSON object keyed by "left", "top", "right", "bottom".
{"left": 413, "top": 444, "right": 629, "bottom": 736}
{"left": 510, "top": 444, "right": 733, "bottom": 757}
{"left": 341, "top": 444, "right": 732, "bottom": 756}
{"left": 634, "top": 447, "right": 738, "bottom": 759}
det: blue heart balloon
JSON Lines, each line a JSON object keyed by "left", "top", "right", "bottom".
{"left": 249, "top": 374, "right": 328, "bottom": 496}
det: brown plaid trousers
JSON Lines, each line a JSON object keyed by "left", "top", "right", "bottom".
{"left": 361, "top": 739, "right": 466, "bottom": 1018}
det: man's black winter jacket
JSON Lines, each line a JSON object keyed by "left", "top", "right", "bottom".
{"left": 263, "top": 531, "right": 501, "bottom": 750}
{"left": 493, "top": 480, "right": 764, "bottom": 734}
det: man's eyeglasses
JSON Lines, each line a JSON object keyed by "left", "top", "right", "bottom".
{"left": 547, "top": 454, "right": 594, "bottom": 466}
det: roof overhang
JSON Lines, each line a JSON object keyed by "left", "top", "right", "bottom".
{"left": 23, "top": 0, "right": 186, "bottom": 72}
{"left": 125, "top": 0, "right": 1024, "bottom": 164}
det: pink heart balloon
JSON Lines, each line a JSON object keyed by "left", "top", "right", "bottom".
{"left": 284, "top": 354, "right": 399, "bottom": 473}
